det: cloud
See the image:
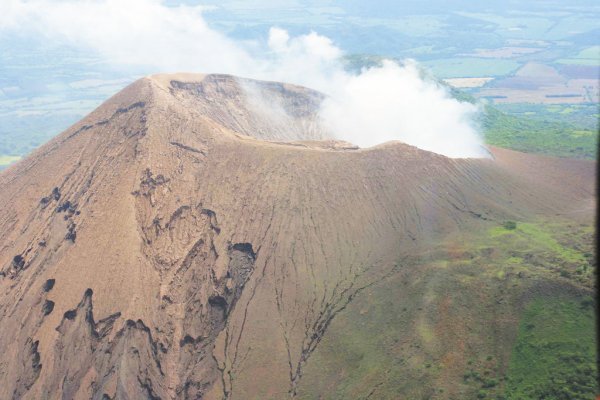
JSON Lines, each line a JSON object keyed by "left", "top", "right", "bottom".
{"left": 0, "top": 0, "right": 253, "bottom": 73}
{"left": 0, "top": 0, "right": 489, "bottom": 158}
{"left": 319, "top": 60, "right": 486, "bottom": 157}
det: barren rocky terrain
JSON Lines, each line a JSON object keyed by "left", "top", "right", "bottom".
{"left": 0, "top": 74, "right": 595, "bottom": 399}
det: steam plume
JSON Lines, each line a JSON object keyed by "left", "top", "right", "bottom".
{"left": 0, "top": 0, "right": 489, "bottom": 158}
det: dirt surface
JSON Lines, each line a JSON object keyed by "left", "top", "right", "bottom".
{"left": 0, "top": 73, "right": 595, "bottom": 399}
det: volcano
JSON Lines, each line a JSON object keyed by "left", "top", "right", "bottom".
{"left": 0, "top": 74, "right": 595, "bottom": 399}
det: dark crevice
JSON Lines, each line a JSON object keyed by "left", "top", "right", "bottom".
{"left": 65, "top": 222, "right": 77, "bottom": 243}
{"left": 180, "top": 334, "right": 204, "bottom": 347}
{"left": 56, "top": 201, "right": 76, "bottom": 214}
{"left": 208, "top": 295, "right": 228, "bottom": 309}
{"left": 52, "top": 187, "right": 61, "bottom": 200}
{"left": 115, "top": 102, "right": 145, "bottom": 115}
{"left": 132, "top": 169, "right": 170, "bottom": 200}
{"left": 201, "top": 208, "right": 221, "bottom": 234}
{"left": 13, "top": 338, "right": 42, "bottom": 398}
{"left": 63, "top": 310, "right": 77, "bottom": 320}
{"left": 42, "top": 300, "right": 55, "bottom": 316}
{"left": 40, "top": 192, "right": 57, "bottom": 207}
{"left": 30, "top": 339, "right": 42, "bottom": 380}
{"left": 169, "top": 141, "right": 205, "bottom": 155}
{"left": 66, "top": 101, "right": 146, "bottom": 139}
{"left": 288, "top": 262, "right": 405, "bottom": 396}
{"left": 165, "top": 206, "right": 191, "bottom": 230}
{"left": 230, "top": 243, "right": 256, "bottom": 260}
{"left": 12, "top": 254, "right": 25, "bottom": 270}
{"left": 96, "top": 312, "right": 122, "bottom": 338}
{"left": 43, "top": 279, "right": 56, "bottom": 292}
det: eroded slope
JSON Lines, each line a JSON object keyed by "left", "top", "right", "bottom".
{"left": 0, "top": 74, "right": 595, "bottom": 399}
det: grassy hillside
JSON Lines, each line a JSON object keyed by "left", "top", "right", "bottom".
{"left": 482, "top": 105, "right": 597, "bottom": 160}
{"left": 505, "top": 297, "right": 596, "bottom": 400}
{"left": 448, "top": 86, "right": 598, "bottom": 160}
{"left": 295, "top": 218, "right": 597, "bottom": 399}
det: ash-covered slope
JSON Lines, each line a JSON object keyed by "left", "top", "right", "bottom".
{"left": 0, "top": 74, "right": 594, "bottom": 399}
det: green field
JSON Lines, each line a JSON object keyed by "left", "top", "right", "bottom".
{"left": 505, "top": 297, "right": 596, "bottom": 399}
{"left": 482, "top": 105, "right": 597, "bottom": 159}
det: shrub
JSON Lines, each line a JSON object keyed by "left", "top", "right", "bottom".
{"left": 503, "top": 221, "right": 517, "bottom": 230}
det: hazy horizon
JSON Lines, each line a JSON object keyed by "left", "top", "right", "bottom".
{"left": 0, "top": 0, "right": 598, "bottom": 164}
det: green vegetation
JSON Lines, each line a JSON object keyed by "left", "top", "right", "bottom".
{"left": 482, "top": 105, "right": 597, "bottom": 159}
{"left": 494, "top": 103, "right": 599, "bottom": 131}
{"left": 504, "top": 297, "right": 597, "bottom": 399}
{"left": 454, "top": 219, "right": 595, "bottom": 397}
{"left": 486, "top": 220, "right": 594, "bottom": 285}
{"left": 449, "top": 83, "right": 597, "bottom": 160}
{"left": 463, "top": 368, "right": 503, "bottom": 399}
{"left": 503, "top": 221, "right": 517, "bottom": 230}
{"left": 294, "top": 270, "right": 418, "bottom": 399}
{"left": 489, "top": 222, "right": 586, "bottom": 264}
{"left": 294, "top": 218, "right": 595, "bottom": 399}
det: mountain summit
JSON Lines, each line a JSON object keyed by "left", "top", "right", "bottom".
{"left": 0, "top": 74, "right": 594, "bottom": 399}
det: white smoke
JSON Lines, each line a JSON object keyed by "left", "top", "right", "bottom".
{"left": 0, "top": 0, "right": 489, "bottom": 158}
{"left": 318, "top": 61, "right": 485, "bottom": 157}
